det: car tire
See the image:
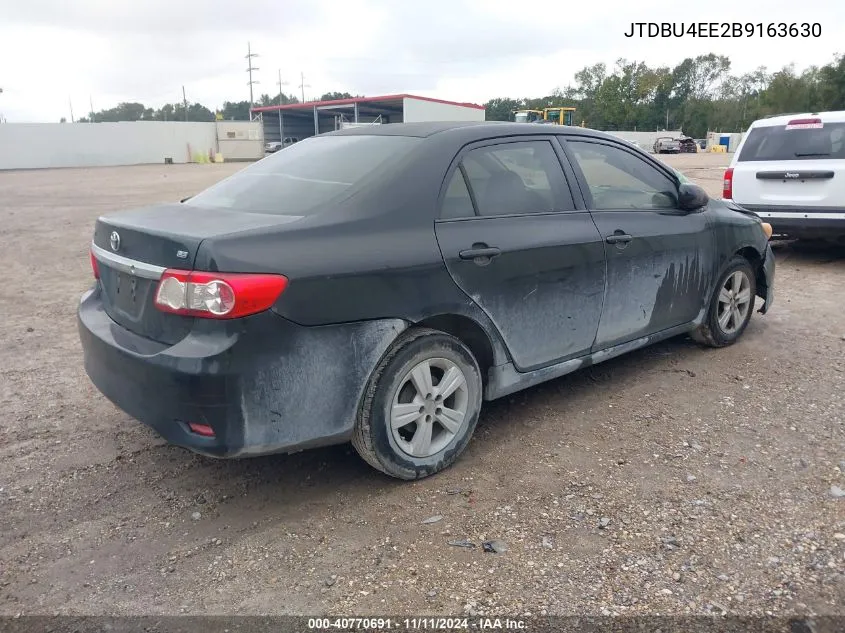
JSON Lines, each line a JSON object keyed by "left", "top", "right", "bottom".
{"left": 691, "top": 256, "right": 757, "bottom": 348}
{"left": 352, "top": 328, "right": 483, "bottom": 480}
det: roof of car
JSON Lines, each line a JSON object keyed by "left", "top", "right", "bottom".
{"left": 324, "top": 121, "right": 614, "bottom": 140}
{"left": 751, "top": 110, "right": 845, "bottom": 127}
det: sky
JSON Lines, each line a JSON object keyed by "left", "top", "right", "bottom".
{"left": 1, "top": 0, "right": 843, "bottom": 122}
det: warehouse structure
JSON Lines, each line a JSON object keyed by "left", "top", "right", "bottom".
{"left": 251, "top": 94, "right": 486, "bottom": 144}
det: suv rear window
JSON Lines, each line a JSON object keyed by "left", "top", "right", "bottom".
{"left": 738, "top": 122, "right": 845, "bottom": 161}
{"left": 186, "top": 135, "right": 421, "bottom": 215}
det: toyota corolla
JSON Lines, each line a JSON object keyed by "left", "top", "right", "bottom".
{"left": 78, "top": 122, "right": 775, "bottom": 479}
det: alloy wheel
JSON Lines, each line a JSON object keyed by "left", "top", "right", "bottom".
{"left": 390, "top": 358, "right": 469, "bottom": 458}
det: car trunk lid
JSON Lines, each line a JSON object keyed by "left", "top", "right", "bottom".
{"left": 93, "top": 203, "right": 302, "bottom": 344}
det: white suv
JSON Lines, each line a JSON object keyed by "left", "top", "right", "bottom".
{"left": 724, "top": 111, "right": 845, "bottom": 243}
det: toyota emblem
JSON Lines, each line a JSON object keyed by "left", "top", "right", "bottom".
{"left": 109, "top": 231, "right": 120, "bottom": 252}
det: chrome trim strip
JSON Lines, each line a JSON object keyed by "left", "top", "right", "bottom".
{"left": 91, "top": 242, "right": 166, "bottom": 280}
{"left": 756, "top": 211, "right": 845, "bottom": 220}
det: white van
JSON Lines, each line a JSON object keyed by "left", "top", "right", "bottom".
{"left": 724, "top": 111, "right": 845, "bottom": 242}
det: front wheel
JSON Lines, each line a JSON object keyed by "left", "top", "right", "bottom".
{"left": 352, "top": 328, "right": 483, "bottom": 480}
{"left": 691, "top": 256, "right": 757, "bottom": 348}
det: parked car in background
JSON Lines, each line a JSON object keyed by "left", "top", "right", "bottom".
{"left": 677, "top": 137, "right": 698, "bottom": 153}
{"left": 79, "top": 122, "right": 775, "bottom": 480}
{"left": 696, "top": 139, "right": 707, "bottom": 150}
{"left": 724, "top": 111, "right": 845, "bottom": 243}
{"left": 654, "top": 137, "right": 681, "bottom": 154}
{"left": 264, "top": 137, "right": 299, "bottom": 153}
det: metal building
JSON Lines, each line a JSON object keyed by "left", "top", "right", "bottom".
{"left": 251, "top": 94, "right": 486, "bottom": 145}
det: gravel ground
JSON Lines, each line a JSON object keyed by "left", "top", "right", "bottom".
{"left": 0, "top": 154, "right": 843, "bottom": 617}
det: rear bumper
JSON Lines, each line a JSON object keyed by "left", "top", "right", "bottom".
{"left": 741, "top": 207, "right": 845, "bottom": 239}
{"left": 78, "top": 286, "right": 405, "bottom": 458}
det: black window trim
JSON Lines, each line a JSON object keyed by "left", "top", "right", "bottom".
{"left": 557, "top": 135, "right": 683, "bottom": 213}
{"left": 436, "top": 135, "right": 581, "bottom": 222}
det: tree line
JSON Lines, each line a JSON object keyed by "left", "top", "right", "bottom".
{"left": 71, "top": 53, "right": 844, "bottom": 138}
{"left": 74, "top": 92, "right": 358, "bottom": 124}
{"left": 485, "top": 53, "right": 845, "bottom": 138}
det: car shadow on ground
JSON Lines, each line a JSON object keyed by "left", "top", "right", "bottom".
{"left": 772, "top": 239, "right": 845, "bottom": 265}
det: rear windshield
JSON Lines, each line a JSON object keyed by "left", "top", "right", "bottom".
{"left": 738, "top": 122, "right": 845, "bottom": 161}
{"left": 186, "top": 135, "right": 421, "bottom": 215}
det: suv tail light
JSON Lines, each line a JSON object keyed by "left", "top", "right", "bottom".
{"left": 723, "top": 167, "right": 734, "bottom": 199}
{"left": 785, "top": 117, "right": 823, "bottom": 130}
{"left": 90, "top": 248, "right": 100, "bottom": 280}
{"left": 154, "top": 270, "right": 287, "bottom": 319}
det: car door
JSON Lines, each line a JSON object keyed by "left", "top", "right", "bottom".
{"left": 561, "top": 137, "right": 715, "bottom": 351}
{"left": 434, "top": 137, "right": 606, "bottom": 372}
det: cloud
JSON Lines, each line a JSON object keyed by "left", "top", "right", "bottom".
{"left": 1, "top": 0, "right": 842, "bottom": 122}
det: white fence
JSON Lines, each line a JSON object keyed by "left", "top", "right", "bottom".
{"left": 0, "top": 121, "right": 263, "bottom": 170}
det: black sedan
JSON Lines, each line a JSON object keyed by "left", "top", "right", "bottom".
{"left": 78, "top": 122, "right": 775, "bottom": 480}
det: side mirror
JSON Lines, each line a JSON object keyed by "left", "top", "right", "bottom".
{"left": 678, "top": 183, "right": 709, "bottom": 211}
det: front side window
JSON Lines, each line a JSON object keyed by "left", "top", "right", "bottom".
{"left": 460, "top": 141, "right": 573, "bottom": 216}
{"left": 568, "top": 140, "right": 678, "bottom": 210}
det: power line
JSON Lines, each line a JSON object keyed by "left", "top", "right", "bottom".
{"left": 245, "top": 42, "right": 260, "bottom": 114}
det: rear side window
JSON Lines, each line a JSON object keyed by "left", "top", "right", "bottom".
{"left": 186, "top": 135, "right": 421, "bottom": 215}
{"left": 460, "top": 141, "right": 574, "bottom": 216}
{"left": 738, "top": 122, "right": 845, "bottom": 161}
{"left": 441, "top": 169, "right": 475, "bottom": 219}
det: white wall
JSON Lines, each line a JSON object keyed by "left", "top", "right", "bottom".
{"left": 604, "top": 130, "right": 685, "bottom": 152}
{"left": 0, "top": 121, "right": 262, "bottom": 170}
{"left": 402, "top": 97, "right": 485, "bottom": 123}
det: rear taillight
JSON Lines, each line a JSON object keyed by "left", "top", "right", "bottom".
{"left": 90, "top": 248, "right": 100, "bottom": 280}
{"left": 154, "top": 270, "right": 287, "bottom": 319}
{"left": 723, "top": 167, "right": 734, "bottom": 199}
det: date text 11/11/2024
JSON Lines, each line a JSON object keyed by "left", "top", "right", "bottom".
{"left": 307, "top": 618, "right": 527, "bottom": 630}
{"left": 624, "top": 22, "right": 822, "bottom": 38}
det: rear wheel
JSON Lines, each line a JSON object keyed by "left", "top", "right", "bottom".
{"left": 352, "top": 328, "right": 482, "bottom": 480}
{"left": 691, "top": 256, "right": 756, "bottom": 348}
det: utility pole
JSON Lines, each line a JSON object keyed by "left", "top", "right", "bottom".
{"left": 69, "top": 97, "right": 75, "bottom": 123}
{"left": 182, "top": 86, "right": 188, "bottom": 122}
{"left": 89, "top": 95, "right": 94, "bottom": 123}
{"left": 245, "top": 42, "right": 259, "bottom": 117}
{"left": 277, "top": 69, "right": 289, "bottom": 143}
{"left": 299, "top": 71, "right": 310, "bottom": 103}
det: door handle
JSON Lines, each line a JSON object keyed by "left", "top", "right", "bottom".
{"left": 459, "top": 246, "right": 501, "bottom": 260}
{"left": 605, "top": 233, "right": 633, "bottom": 244}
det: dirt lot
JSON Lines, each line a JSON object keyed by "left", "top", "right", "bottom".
{"left": 1, "top": 153, "right": 843, "bottom": 617}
